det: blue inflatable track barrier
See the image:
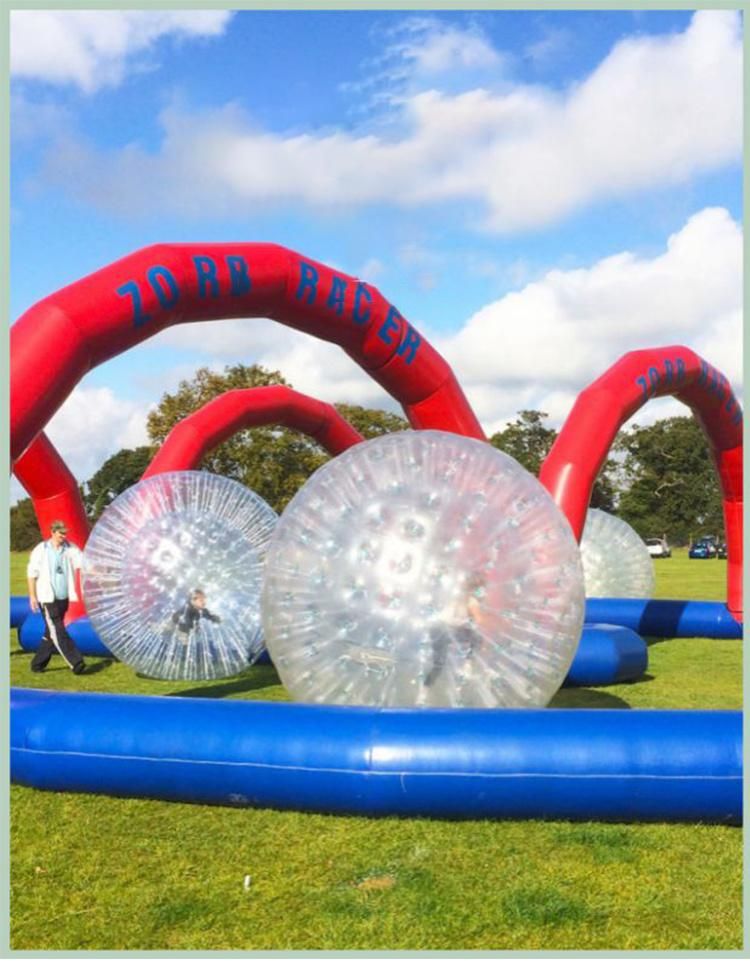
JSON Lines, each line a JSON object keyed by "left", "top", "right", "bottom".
{"left": 18, "top": 613, "right": 111, "bottom": 656}
{"left": 564, "top": 625, "right": 647, "bottom": 686}
{"left": 11, "top": 688, "right": 741, "bottom": 823}
{"left": 585, "top": 598, "right": 743, "bottom": 639}
{"left": 16, "top": 613, "right": 647, "bottom": 689}
{"left": 10, "top": 595, "right": 32, "bottom": 629}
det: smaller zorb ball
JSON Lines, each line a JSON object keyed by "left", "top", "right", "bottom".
{"left": 580, "top": 508, "right": 655, "bottom": 599}
{"left": 82, "top": 471, "right": 278, "bottom": 680}
{"left": 262, "top": 430, "right": 585, "bottom": 709}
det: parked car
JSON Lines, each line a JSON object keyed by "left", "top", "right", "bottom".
{"left": 689, "top": 540, "right": 716, "bottom": 559}
{"left": 717, "top": 541, "right": 728, "bottom": 559}
{"left": 645, "top": 537, "right": 671, "bottom": 558}
{"left": 695, "top": 535, "right": 718, "bottom": 556}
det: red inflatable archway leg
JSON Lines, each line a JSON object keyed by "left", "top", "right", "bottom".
{"left": 12, "top": 432, "right": 90, "bottom": 622}
{"left": 11, "top": 243, "right": 485, "bottom": 464}
{"left": 539, "top": 346, "right": 743, "bottom": 620}
{"left": 143, "top": 386, "right": 364, "bottom": 479}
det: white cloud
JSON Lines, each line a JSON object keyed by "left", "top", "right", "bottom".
{"left": 344, "top": 17, "right": 505, "bottom": 109}
{"left": 523, "top": 25, "right": 572, "bottom": 71}
{"left": 39, "top": 11, "right": 741, "bottom": 232}
{"left": 43, "top": 386, "right": 152, "bottom": 485}
{"left": 389, "top": 18, "right": 502, "bottom": 78}
{"left": 439, "top": 207, "right": 743, "bottom": 434}
{"left": 10, "top": 10, "right": 233, "bottom": 92}
{"left": 141, "top": 318, "right": 399, "bottom": 415}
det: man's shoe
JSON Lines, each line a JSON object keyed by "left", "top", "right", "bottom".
{"left": 73, "top": 661, "right": 87, "bottom": 675}
{"left": 30, "top": 665, "right": 46, "bottom": 673}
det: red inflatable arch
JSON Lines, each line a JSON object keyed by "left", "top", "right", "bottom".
{"left": 12, "top": 432, "right": 89, "bottom": 621}
{"left": 143, "top": 386, "right": 363, "bottom": 479}
{"left": 13, "top": 432, "right": 90, "bottom": 547}
{"left": 539, "top": 346, "right": 743, "bottom": 620}
{"left": 10, "top": 243, "right": 484, "bottom": 464}
{"left": 13, "top": 388, "right": 364, "bottom": 624}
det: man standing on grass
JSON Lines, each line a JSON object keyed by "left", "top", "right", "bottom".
{"left": 27, "top": 520, "right": 87, "bottom": 675}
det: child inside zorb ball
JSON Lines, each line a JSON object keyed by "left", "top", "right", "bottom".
{"left": 262, "top": 430, "right": 586, "bottom": 709}
{"left": 82, "top": 471, "right": 278, "bottom": 682}
{"left": 172, "top": 588, "right": 222, "bottom": 644}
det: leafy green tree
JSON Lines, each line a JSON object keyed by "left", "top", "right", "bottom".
{"left": 616, "top": 417, "right": 724, "bottom": 545}
{"left": 490, "top": 409, "right": 618, "bottom": 513}
{"left": 490, "top": 410, "right": 556, "bottom": 476}
{"left": 10, "top": 497, "right": 40, "bottom": 551}
{"left": 84, "top": 446, "right": 154, "bottom": 521}
{"left": 335, "top": 404, "right": 408, "bottom": 440}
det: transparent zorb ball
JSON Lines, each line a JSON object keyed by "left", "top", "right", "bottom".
{"left": 262, "top": 430, "right": 585, "bottom": 708}
{"left": 82, "top": 471, "right": 277, "bottom": 680}
{"left": 580, "top": 508, "right": 655, "bottom": 599}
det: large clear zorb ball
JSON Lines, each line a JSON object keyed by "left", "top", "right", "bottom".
{"left": 262, "top": 430, "right": 585, "bottom": 708}
{"left": 82, "top": 471, "right": 278, "bottom": 680}
{"left": 580, "top": 508, "right": 655, "bottom": 599}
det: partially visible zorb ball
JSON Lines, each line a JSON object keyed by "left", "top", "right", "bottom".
{"left": 262, "top": 430, "right": 585, "bottom": 708}
{"left": 82, "top": 471, "right": 278, "bottom": 680}
{"left": 580, "top": 508, "right": 655, "bottom": 599}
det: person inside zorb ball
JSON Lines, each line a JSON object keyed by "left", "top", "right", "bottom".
{"left": 82, "top": 471, "right": 278, "bottom": 681}
{"left": 262, "top": 430, "right": 586, "bottom": 708}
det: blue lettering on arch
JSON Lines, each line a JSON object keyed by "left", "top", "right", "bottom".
{"left": 116, "top": 280, "right": 151, "bottom": 329}
{"left": 226, "top": 255, "right": 251, "bottom": 296}
{"left": 698, "top": 359, "right": 709, "bottom": 387}
{"left": 353, "top": 283, "right": 372, "bottom": 325}
{"left": 296, "top": 261, "right": 319, "bottom": 305}
{"left": 148, "top": 265, "right": 180, "bottom": 310}
{"left": 326, "top": 276, "right": 347, "bottom": 316}
{"left": 663, "top": 359, "right": 674, "bottom": 385}
{"left": 378, "top": 305, "right": 403, "bottom": 346}
{"left": 397, "top": 326, "right": 421, "bottom": 365}
{"left": 635, "top": 376, "right": 648, "bottom": 402}
{"left": 676, "top": 358, "right": 686, "bottom": 382}
{"left": 193, "top": 256, "right": 219, "bottom": 298}
{"left": 648, "top": 366, "right": 660, "bottom": 394}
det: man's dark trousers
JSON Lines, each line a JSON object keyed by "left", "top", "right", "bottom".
{"left": 31, "top": 598, "right": 84, "bottom": 672}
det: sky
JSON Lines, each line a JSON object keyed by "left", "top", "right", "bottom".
{"left": 9, "top": 7, "right": 744, "bottom": 498}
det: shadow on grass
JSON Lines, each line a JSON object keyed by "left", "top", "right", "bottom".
{"left": 550, "top": 688, "right": 631, "bottom": 709}
{"left": 169, "top": 666, "right": 281, "bottom": 700}
{"left": 83, "top": 659, "right": 113, "bottom": 676}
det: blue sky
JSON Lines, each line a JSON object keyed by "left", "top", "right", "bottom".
{"left": 10, "top": 8, "right": 743, "bottom": 491}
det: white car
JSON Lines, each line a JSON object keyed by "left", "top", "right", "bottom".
{"left": 645, "top": 537, "right": 671, "bottom": 558}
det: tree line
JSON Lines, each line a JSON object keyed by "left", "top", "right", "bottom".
{"left": 10, "top": 363, "right": 725, "bottom": 550}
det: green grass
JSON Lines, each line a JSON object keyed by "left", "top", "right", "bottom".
{"left": 8, "top": 549, "right": 743, "bottom": 951}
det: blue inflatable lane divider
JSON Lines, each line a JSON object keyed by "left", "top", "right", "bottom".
{"left": 564, "top": 625, "right": 647, "bottom": 687}
{"left": 15, "top": 611, "right": 645, "bottom": 688}
{"left": 10, "top": 688, "right": 742, "bottom": 824}
{"left": 585, "top": 598, "right": 743, "bottom": 639}
{"left": 10, "top": 595, "right": 31, "bottom": 629}
{"left": 19, "top": 613, "right": 112, "bottom": 657}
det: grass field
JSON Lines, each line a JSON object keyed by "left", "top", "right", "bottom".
{"left": 8, "top": 549, "right": 743, "bottom": 951}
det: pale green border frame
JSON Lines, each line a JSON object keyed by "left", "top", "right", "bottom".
{"left": 0, "top": 0, "right": 746, "bottom": 960}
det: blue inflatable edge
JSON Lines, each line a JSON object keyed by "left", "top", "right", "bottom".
{"left": 10, "top": 595, "right": 31, "bottom": 629}
{"left": 16, "top": 610, "right": 647, "bottom": 688}
{"left": 10, "top": 688, "right": 741, "bottom": 824}
{"left": 585, "top": 598, "right": 742, "bottom": 639}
